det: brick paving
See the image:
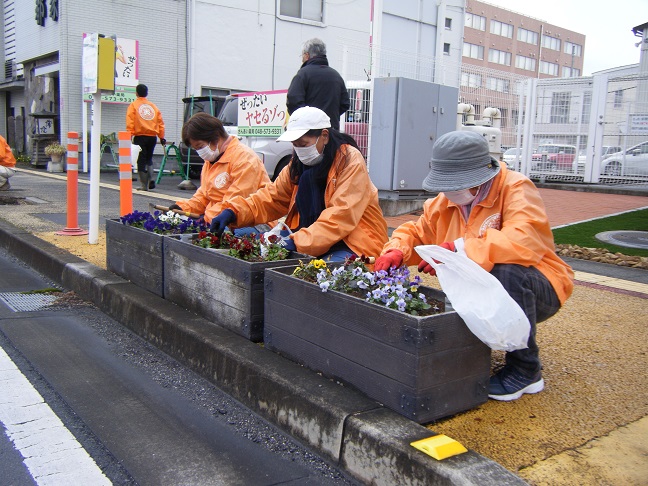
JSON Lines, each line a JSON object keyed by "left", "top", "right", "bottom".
{"left": 384, "top": 187, "right": 648, "bottom": 230}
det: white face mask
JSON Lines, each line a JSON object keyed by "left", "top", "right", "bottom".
{"left": 294, "top": 137, "right": 323, "bottom": 166}
{"left": 196, "top": 143, "right": 220, "bottom": 162}
{"left": 444, "top": 188, "right": 478, "bottom": 206}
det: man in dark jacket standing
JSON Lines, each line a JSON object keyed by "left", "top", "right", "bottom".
{"left": 287, "top": 38, "right": 350, "bottom": 130}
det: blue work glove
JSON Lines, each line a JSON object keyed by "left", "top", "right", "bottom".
{"left": 210, "top": 209, "right": 235, "bottom": 236}
{"left": 279, "top": 229, "right": 296, "bottom": 252}
{"left": 168, "top": 203, "right": 182, "bottom": 211}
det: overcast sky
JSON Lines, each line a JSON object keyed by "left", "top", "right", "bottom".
{"left": 482, "top": 0, "right": 648, "bottom": 75}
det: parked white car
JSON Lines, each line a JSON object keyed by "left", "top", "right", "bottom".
{"left": 502, "top": 147, "right": 522, "bottom": 170}
{"left": 600, "top": 141, "right": 648, "bottom": 177}
{"left": 572, "top": 146, "right": 623, "bottom": 174}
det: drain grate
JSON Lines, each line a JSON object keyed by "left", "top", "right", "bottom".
{"left": 0, "top": 292, "right": 60, "bottom": 312}
{"left": 595, "top": 231, "right": 648, "bottom": 250}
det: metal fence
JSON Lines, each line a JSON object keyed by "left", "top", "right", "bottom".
{"left": 339, "top": 41, "right": 648, "bottom": 187}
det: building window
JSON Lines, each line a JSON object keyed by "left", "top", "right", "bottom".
{"left": 461, "top": 72, "right": 482, "bottom": 88}
{"left": 499, "top": 108, "right": 508, "bottom": 128}
{"left": 486, "top": 76, "right": 510, "bottom": 93}
{"left": 581, "top": 91, "right": 591, "bottom": 124}
{"left": 280, "top": 0, "right": 323, "bottom": 22}
{"left": 541, "top": 34, "right": 561, "bottom": 51}
{"left": 490, "top": 20, "right": 513, "bottom": 38}
{"left": 562, "top": 66, "right": 581, "bottom": 78}
{"left": 465, "top": 13, "right": 486, "bottom": 31}
{"left": 445, "top": 17, "right": 452, "bottom": 29}
{"left": 512, "top": 109, "right": 525, "bottom": 126}
{"left": 550, "top": 92, "right": 570, "bottom": 124}
{"left": 443, "top": 43, "right": 451, "bottom": 55}
{"left": 614, "top": 90, "right": 623, "bottom": 109}
{"left": 515, "top": 55, "right": 536, "bottom": 71}
{"left": 564, "top": 41, "right": 582, "bottom": 57}
{"left": 539, "top": 61, "right": 559, "bottom": 76}
{"left": 463, "top": 42, "right": 484, "bottom": 60}
{"left": 488, "top": 48, "right": 511, "bottom": 66}
{"left": 518, "top": 28, "right": 538, "bottom": 45}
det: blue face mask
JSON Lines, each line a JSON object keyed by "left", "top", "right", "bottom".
{"left": 294, "top": 137, "right": 323, "bottom": 166}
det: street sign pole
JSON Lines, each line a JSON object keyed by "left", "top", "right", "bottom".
{"left": 88, "top": 92, "right": 102, "bottom": 244}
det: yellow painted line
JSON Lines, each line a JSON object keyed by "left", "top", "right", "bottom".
{"left": 574, "top": 271, "right": 648, "bottom": 295}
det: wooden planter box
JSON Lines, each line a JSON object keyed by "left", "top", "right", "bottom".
{"left": 163, "top": 236, "right": 309, "bottom": 342}
{"left": 106, "top": 219, "right": 166, "bottom": 297}
{"left": 264, "top": 267, "right": 491, "bottom": 424}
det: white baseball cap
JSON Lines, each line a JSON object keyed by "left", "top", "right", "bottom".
{"left": 277, "top": 106, "right": 331, "bottom": 142}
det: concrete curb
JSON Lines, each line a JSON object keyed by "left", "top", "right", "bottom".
{"left": 0, "top": 219, "right": 525, "bottom": 485}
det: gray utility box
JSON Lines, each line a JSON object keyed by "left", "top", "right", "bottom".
{"left": 369, "top": 77, "right": 458, "bottom": 199}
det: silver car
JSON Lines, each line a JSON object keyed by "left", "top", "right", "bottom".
{"left": 600, "top": 141, "right": 648, "bottom": 177}
{"left": 502, "top": 148, "right": 521, "bottom": 170}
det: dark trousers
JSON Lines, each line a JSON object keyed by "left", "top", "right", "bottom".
{"left": 490, "top": 264, "right": 561, "bottom": 378}
{"left": 133, "top": 135, "right": 156, "bottom": 173}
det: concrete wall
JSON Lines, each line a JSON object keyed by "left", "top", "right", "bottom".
{"left": 14, "top": 0, "right": 59, "bottom": 63}
{"left": 191, "top": 0, "right": 371, "bottom": 94}
{"left": 58, "top": 0, "right": 187, "bottom": 151}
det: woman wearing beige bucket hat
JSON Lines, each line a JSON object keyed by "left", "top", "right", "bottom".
{"left": 375, "top": 130, "right": 574, "bottom": 401}
{"left": 209, "top": 106, "right": 388, "bottom": 261}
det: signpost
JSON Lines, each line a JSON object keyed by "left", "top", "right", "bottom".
{"left": 82, "top": 33, "right": 116, "bottom": 244}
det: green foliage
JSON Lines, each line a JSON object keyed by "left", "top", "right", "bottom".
{"left": 552, "top": 209, "right": 648, "bottom": 257}
{"left": 100, "top": 132, "right": 118, "bottom": 145}
{"left": 15, "top": 152, "right": 32, "bottom": 164}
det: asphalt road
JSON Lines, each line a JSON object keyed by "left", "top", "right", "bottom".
{"left": 0, "top": 251, "right": 358, "bottom": 485}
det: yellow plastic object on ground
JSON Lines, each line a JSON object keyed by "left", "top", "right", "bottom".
{"left": 411, "top": 434, "right": 468, "bottom": 460}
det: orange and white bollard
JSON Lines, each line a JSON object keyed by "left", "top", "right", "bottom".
{"left": 55, "top": 132, "right": 89, "bottom": 236}
{"left": 118, "top": 131, "right": 133, "bottom": 216}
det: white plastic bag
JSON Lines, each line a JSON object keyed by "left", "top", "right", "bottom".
{"left": 261, "top": 222, "right": 292, "bottom": 258}
{"left": 130, "top": 144, "right": 141, "bottom": 172}
{"left": 415, "top": 245, "right": 530, "bottom": 352}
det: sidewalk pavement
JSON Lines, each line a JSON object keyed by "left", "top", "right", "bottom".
{"left": 1, "top": 165, "right": 647, "bottom": 484}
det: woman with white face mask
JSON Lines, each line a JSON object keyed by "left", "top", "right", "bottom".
{"left": 167, "top": 112, "right": 272, "bottom": 232}
{"left": 209, "top": 106, "right": 388, "bottom": 262}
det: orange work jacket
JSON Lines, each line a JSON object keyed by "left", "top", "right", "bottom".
{"left": 0, "top": 136, "right": 16, "bottom": 168}
{"left": 176, "top": 137, "right": 272, "bottom": 224}
{"left": 225, "top": 144, "right": 388, "bottom": 258}
{"left": 126, "top": 97, "right": 165, "bottom": 139}
{"left": 382, "top": 164, "right": 574, "bottom": 304}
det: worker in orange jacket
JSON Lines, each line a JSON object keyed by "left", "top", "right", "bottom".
{"left": 375, "top": 130, "right": 574, "bottom": 402}
{"left": 210, "top": 106, "right": 388, "bottom": 261}
{"left": 168, "top": 112, "right": 273, "bottom": 230}
{"left": 126, "top": 84, "right": 165, "bottom": 191}
{"left": 0, "top": 135, "right": 16, "bottom": 190}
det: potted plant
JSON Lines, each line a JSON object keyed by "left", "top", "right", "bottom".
{"left": 44, "top": 142, "right": 67, "bottom": 172}
{"left": 263, "top": 257, "right": 492, "bottom": 423}
{"left": 163, "top": 230, "right": 309, "bottom": 342}
{"left": 106, "top": 210, "right": 206, "bottom": 297}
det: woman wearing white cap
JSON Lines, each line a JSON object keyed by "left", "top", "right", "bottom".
{"left": 209, "top": 106, "right": 388, "bottom": 261}
{"left": 375, "top": 130, "right": 574, "bottom": 402}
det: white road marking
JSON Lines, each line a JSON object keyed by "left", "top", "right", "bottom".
{"left": 0, "top": 346, "right": 111, "bottom": 485}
